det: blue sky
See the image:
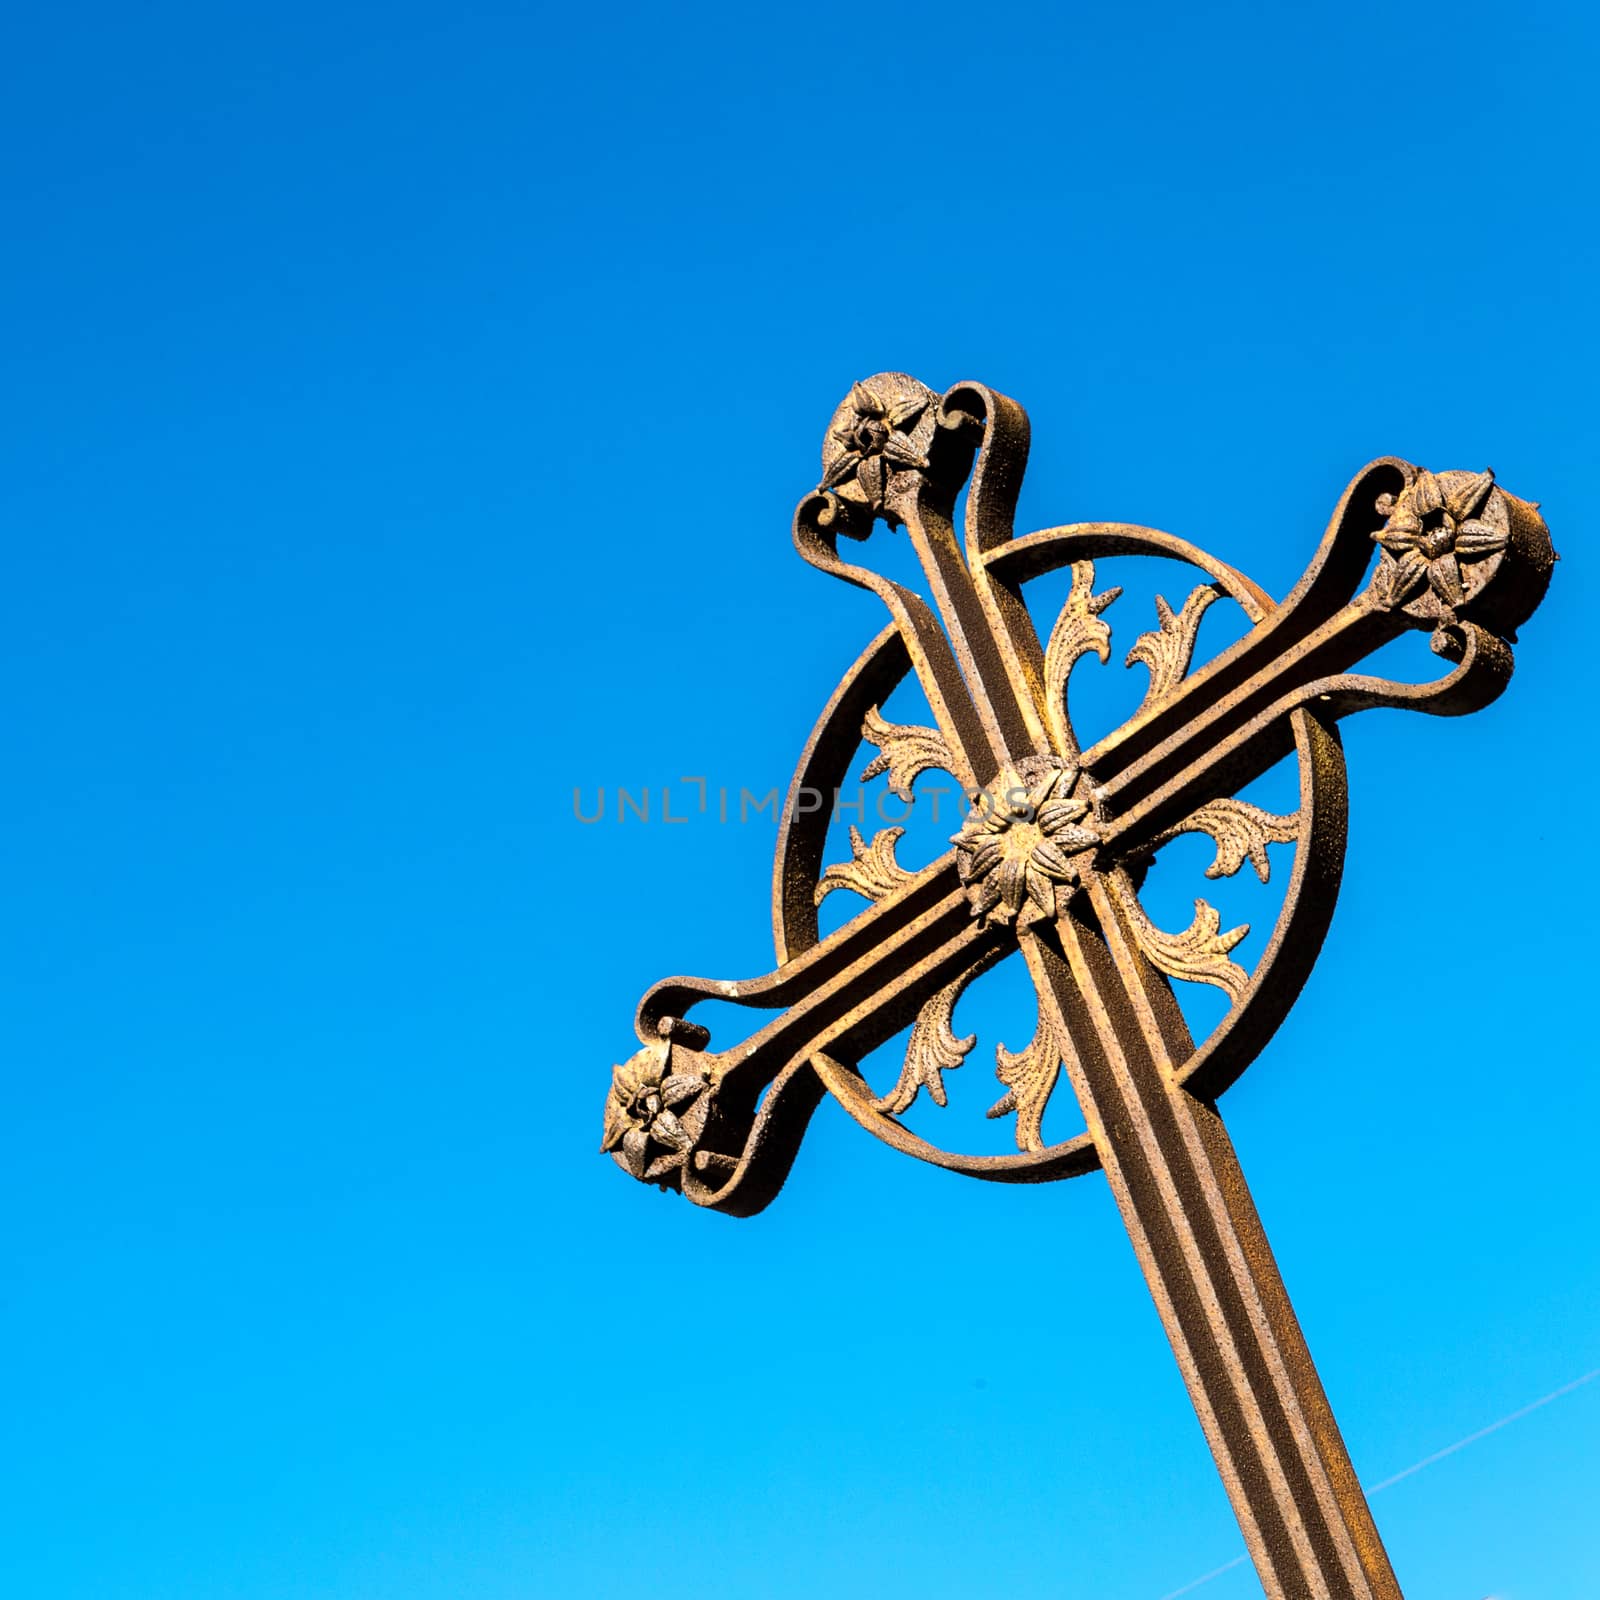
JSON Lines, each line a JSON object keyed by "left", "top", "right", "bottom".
{"left": 3, "top": 2, "right": 1597, "bottom": 1597}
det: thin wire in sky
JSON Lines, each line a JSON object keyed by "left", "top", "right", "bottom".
{"left": 1155, "top": 1367, "right": 1600, "bottom": 1600}
{"left": 1158, "top": 1554, "right": 1250, "bottom": 1599}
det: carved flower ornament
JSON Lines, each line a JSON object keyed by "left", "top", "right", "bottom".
{"left": 818, "top": 379, "right": 932, "bottom": 521}
{"left": 600, "top": 1047, "right": 713, "bottom": 1187}
{"left": 1371, "top": 468, "right": 1506, "bottom": 613}
{"left": 952, "top": 758, "right": 1101, "bottom": 929}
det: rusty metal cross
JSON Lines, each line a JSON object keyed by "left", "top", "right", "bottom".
{"left": 597, "top": 373, "right": 1554, "bottom": 1598}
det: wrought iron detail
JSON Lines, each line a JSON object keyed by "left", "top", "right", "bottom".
{"left": 874, "top": 964, "right": 981, "bottom": 1115}
{"left": 987, "top": 1006, "right": 1067, "bottom": 1153}
{"left": 814, "top": 825, "right": 913, "bottom": 906}
{"left": 858, "top": 706, "right": 956, "bottom": 798}
{"left": 1126, "top": 583, "right": 1220, "bottom": 707}
{"left": 951, "top": 757, "right": 1098, "bottom": 929}
{"left": 1113, "top": 872, "right": 1251, "bottom": 1000}
{"left": 1148, "top": 797, "right": 1302, "bottom": 883}
{"left": 1042, "top": 560, "right": 1120, "bottom": 752}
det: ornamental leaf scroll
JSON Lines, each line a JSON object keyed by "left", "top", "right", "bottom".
{"left": 1113, "top": 875, "right": 1251, "bottom": 1000}
{"left": 815, "top": 826, "right": 915, "bottom": 905}
{"left": 1147, "top": 798, "right": 1301, "bottom": 883}
{"left": 1126, "top": 585, "right": 1221, "bottom": 708}
{"left": 988, "top": 1008, "right": 1068, "bottom": 1153}
{"left": 875, "top": 964, "right": 981, "bottom": 1114}
{"left": 859, "top": 707, "right": 958, "bottom": 799}
{"left": 1043, "top": 561, "right": 1121, "bottom": 753}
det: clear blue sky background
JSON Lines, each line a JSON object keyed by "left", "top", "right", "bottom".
{"left": 3, "top": 3, "right": 1597, "bottom": 1597}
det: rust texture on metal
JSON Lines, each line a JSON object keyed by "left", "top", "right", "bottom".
{"left": 595, "top": 373, "right": 1555, "bottom": 1598}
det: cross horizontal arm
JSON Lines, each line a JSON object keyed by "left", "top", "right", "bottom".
{"left": 632, "top": 858, "right": 1010, "bottom": 1212}
{"left": 648, "top": 459, "right": 1542, "bottom": 1213}
{"left": 1091, "top": 603, "right": 1512, "bottom": 848}
{"left": 1081, "top": 458, "right": 1550, "bottom": 838}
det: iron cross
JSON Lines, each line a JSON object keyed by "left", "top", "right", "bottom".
{"left": 597, "top": 373, "right": 1554, "bottom": 1598}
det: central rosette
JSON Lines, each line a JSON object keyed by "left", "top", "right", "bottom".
{"left": 951, "top": 756, "right": 1101, "bottom": 929}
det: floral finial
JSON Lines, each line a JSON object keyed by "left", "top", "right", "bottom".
{"left": 1371, "top": 468, "right": 1507, "bottom": 615}
{"left": 817, "top": 373, "right": 938, "bottom": 527}
{"left": 600, "top": 1046, "right": 714, "bottom": 1188}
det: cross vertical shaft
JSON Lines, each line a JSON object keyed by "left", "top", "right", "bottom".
{"left": 1025, "top": 886, "right": 1401, "bottom": 1600}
